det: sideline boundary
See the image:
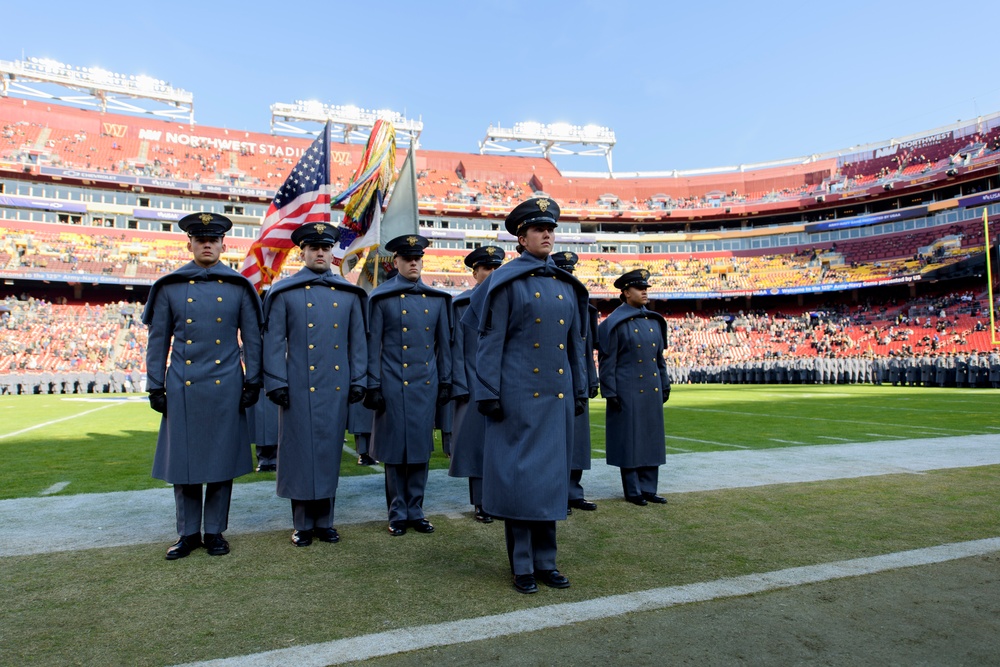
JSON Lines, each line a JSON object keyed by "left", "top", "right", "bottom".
{"left": 174, "top": 537, "right": 1000, "bottom": 667}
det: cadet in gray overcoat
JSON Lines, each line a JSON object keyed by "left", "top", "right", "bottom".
{"left": 262, "top": 222, "right": 368, "bottom": 547}
{"left": 364, "top": 234, "right": 452, "bottom": 537}
{"left": 598, "top": 269, "right": 671, "bottom": 505}
{"left": 553, "top": 250, "right": 600, "bottom": 513}
{"left": 449, "top": 245, "right": 504, "bottom": 523}
{"left": 143, "top": 213, "right": 263, "bottom": 560}
{"left": 462, "top": 197, "right": 589, "bottom": 594}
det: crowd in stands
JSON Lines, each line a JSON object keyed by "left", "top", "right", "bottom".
{"left": 660, "top": 291, "right": 998, "bottom": 377}
{"left": 2, "top": 286, "right": 996, "bottom": 394}
{"left": 1, "top": 214, "right": 990, "bottom": 297}
{"left": 0, "top": 296, "right": 144, "bottom": 382}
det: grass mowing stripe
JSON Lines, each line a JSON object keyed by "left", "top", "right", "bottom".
{"left": 0, "top": 402, "right": 122, "bottom": 440}
{"left": 171, "top": 536, "right": 1000, "bottom": 667}
{"left": 672, "top": 406, "right": 972, "bottom": 434}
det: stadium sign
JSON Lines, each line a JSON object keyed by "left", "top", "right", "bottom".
{"left": 804, "top": 206, "right": 927, "bottom": 233}
{"left": 132, "top": 208, "right": 184, "bottom": 221}
{"left": 37, "top": 166, "right": 276, "bottom": 199}
{"left": 0, "top": 194, "right": 87, "bottom": 213}
{"left": 0, "top": 270, "right": 154, "bottom": 286}
{"left": 958, "top": 190, "right": 1000, "bottom": 208}
{"left": 873, "top": 131, "right": 952, "bottom": 158}
{"left": 133, "top": 129, "right": 351, "bottom": 165}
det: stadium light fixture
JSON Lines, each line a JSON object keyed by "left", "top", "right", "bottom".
{"left": 270, "top": 100, "right": 423, "bottom": 147}
{"left": 0, "top": 57, "right": 194, "bottom": 122}
{"left": 481, "top": 120, "right": 617, "bottom": 173}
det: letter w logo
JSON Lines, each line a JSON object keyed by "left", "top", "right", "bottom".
{"left": 103, "top": 123, "right": 128, "bottom": 138}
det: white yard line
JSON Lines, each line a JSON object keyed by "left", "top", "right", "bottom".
{"left": 769, "top": 438, "right": 809, "bottom": 445}
{"left": 38, "top": 482, "right": 70, "bottom": 496}
{"left": 816, "top": 436, "right": 852, "bottom": 441}
{"left": 173, "top": 537, "right": 1000, "bottom": 667}
{"left": 664, "top": 435, "right": 749, "bottom": 449}
{"left": 0, "top": 403, "right": 121, "bottom": 440}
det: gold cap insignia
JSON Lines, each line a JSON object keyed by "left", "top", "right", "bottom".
{"left": 486, "top": 246, "right": 496, "bottom": 255}
{"left": 407, "top": 236, "right": 418, "bottom": 247}
{"left": 199, "top": 213, "right": 213, "bottom": 225}
{"left": 564, "top": 252, "right": 573, "bottom": 260}
{"left": 537, "top": 199, "right": 550, "bottom": 212}
{"left": 641, "top": 270, "right": 650, "bottom": 280}
{"left": 314, "top": 223, "right": 327, "bottom": 234}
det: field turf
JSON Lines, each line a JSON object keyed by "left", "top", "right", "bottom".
{"left": 1, "top": 385, "right": 998, "bottom": 666}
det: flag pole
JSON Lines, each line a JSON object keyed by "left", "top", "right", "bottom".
{"left": 984, "top": 208, "right": 998, "bottom": 345}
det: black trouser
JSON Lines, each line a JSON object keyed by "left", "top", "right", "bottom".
{"left": 291, "top": 497, "right": 334, "bottom": 530}
{"left": 384, "top": 462, "right": 428, "bottom": 524}
{"left": 504, "top": 519, "right": 557, "bottom": 576}
{"left": 621, "top": 466, "right": 659, "bottom": 498}
{"left": 173, "top": 480, "right": 233, "bottom": 536}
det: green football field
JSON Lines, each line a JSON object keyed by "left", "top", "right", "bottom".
{"left": 0, "top": 385, "right": 997, "bottom": 500}
{"left": 1, "top": 386, "right": 999, "bottom": 666}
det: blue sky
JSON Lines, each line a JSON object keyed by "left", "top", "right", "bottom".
{"left": 7, "top": 0, "right": 1000, "bottom": 174}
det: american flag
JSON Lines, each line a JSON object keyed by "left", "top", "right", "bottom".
{"left": 241, "top": 122, "right": 332, "bottom": 292}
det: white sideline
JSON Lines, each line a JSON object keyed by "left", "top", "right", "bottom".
{"left": 173, "top": 537, "right": 1000, "bottom": 667}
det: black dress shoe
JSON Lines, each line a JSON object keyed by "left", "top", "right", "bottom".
{"left": 357, "top": 454, "right": 377, "bottom": 466}
{"left": 569, "top": 498, "right": 598, "bottom": 511}
{"left": 256, "top": 463, "right": 276, "bottom": 473}
{"left": 474, "top": 506, "right": 493, "bottom": 523}
{"left": 513, "top": 574, "right": 538, "bottom": 594}
{"left": 626, "top": 495, "right": 648, "bottom": 506}
{"left": 388, "top": 523, "right": 407, "bottom": 536}
{"left": 642, "top": 492, "right": 668, "bottom": 504}
{"left": 409, "top": 518, "right": 435, "bottom": 533}
{"left": 165, "top": 534, "right": 201, "bottom": 560}
{"left": 291, "top": 529, "right": 313, "bottom": 547}
{"left": 535, "top": 569, "right": 571, "bottom": 589}
{"left": 203, "top": 533, "right": 230, "bottom": 556}
{"left": 314, "top": 527, "right": 340, "bottom": 543}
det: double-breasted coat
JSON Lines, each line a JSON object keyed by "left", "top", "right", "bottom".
{"left": 366, "top": 274, "right": 452, "bottom": 465}
{"left": 262, "top": 267, "right": 367, "bottom": 500}
{"left": 462, "top": 253, "right": 589, "bottom": 521}
{"left": 597, "top": 303, "right": 670, "bottom": 470}
{"left": 143, "top": 261, "right": 263, "bottom": 485}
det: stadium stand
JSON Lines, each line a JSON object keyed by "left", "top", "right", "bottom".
{"left": 2, "top": 94, "right": 999, "bottom": 395}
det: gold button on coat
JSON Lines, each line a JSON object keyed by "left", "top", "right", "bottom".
{"left": 185, "top": 360, "right": 191, "bottom": 365}
{"left": 557, "top": 393, "right": 564, "bottom": 399}
{"left": 185, "top": 381, "right": 191, "bottom": 386}
{"left": 186, "top": 318, "right": 192, "bottom": 324}
{"left": 215, "top": 380, "right": 221, "bottom": 385}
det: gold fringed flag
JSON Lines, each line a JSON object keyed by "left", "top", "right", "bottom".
{"left": 331, "top": 119, "right": 396, "bottom": 275}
